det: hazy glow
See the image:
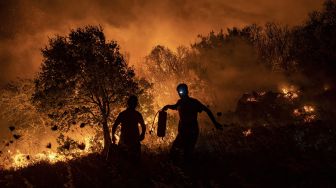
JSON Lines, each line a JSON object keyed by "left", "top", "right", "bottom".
{"left": 0, "top": 0, "right": 324, "bottom": 84}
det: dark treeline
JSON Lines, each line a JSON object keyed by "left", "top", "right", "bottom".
{"left": 142, "top": 0, "right": 336, "bottom": 95}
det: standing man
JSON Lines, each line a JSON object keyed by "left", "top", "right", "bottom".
{"left": 162, "top": 83, "right": 223, "bottom": 162}
{"left": 112, "top": 95, "right": 146, "bottom": 163}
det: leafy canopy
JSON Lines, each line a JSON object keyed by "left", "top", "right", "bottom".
{"left": 33, "top": 26, "right": 139, "bottom": 129}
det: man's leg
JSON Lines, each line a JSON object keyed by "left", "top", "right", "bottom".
{"left": 170, "top": 134, "right": 184, "bottom": 162}
{"left": 129, "top": 143, "right": 141, "bottom": 164}
{"left": 183, "top": 131, "right": 199, "bottom": 163}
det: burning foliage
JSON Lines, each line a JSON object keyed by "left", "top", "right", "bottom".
{"left": 234, "top": 83, "right": 323, "bottom": 126}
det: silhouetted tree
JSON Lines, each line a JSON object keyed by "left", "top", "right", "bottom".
{"left": 32, "top": 26, "right": 140, "bottom": 155}
{"left": 291, "top": 0, "right": 336, "bottom": 87}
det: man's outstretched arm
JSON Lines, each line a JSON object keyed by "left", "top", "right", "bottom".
{"left": 202, "top": 105, "right": 223, "bottom": 130}
{"left": 162, "top": 102, "right": 179, "bottom": 111}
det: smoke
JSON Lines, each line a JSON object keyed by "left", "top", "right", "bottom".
{"left": 140, "top": 37, "right": 287, "bottom": 114}
{"left": 0, "top": 0, "right": 323, "bottom": 85}
{"left": 198, "top": 38, "right": 286, "bottom": 111}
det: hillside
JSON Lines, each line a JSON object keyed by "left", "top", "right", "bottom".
{"left": 1, "top": 122, "right": 336, "bottom": 188}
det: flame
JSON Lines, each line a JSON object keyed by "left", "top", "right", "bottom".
{"left": 280, "top": 85, "right": 299, "bottom": 100}
{"left": 11, "top": 151, "right": 69, "bottom": 169}
{"left": 83, "top": 136, "right": 93, "bottom": 152}
{"left": 293, "top": 105, "right": 317, "bottom": 123}
{"left": 293, "top": 109, "right": 301, "bottom": 116}
{"left": 303, "top": 105, "right": 314, "bottom": 113}
{"left": 12, "top": 152, "right": 29, "bottom": 168}
{"left": 2, "top": 131, "right": 103, "bottom": 170}
{"left": 304, "top": 115, "right": 316, "bottom": 123}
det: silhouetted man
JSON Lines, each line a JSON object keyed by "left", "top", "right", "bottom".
{"left": 162, "top": 83, "right": 223, "bottom": 162}
{"left": 112, "top": 95, "right": 146, "bottom": 162}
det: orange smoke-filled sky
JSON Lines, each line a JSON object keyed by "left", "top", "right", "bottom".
{"left": 0, "top": 0, "right": 324, "bottom": 84}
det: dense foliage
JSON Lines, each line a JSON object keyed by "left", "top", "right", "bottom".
{"left": 32, "top": 26, "right": 151, "bottom": 155}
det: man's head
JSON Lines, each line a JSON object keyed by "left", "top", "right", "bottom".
{"left": 127, "top": 95, "right": 138, "bottom": 109}
{"left": 176, "top": 83, "right": 189, "bottom": 98}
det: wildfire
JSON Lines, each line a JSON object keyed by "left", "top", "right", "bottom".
{"left": 0, "top": 131, "right": 102, "bottom": 170}
{"left": 11, "top": 151, "right": 68, "bottom": 169}
{"left": 9, "top": 147, "right": 98, "bottom": 170}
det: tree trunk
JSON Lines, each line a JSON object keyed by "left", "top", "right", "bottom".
{"left": 101, "top": 119, "right": 112, "bottom": 157}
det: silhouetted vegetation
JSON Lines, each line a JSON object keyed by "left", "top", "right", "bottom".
{"left": 1, "top": 122, "right": 336, "bottom": 187}
{"left": 32, "top": 26, "right": 151, "bottom": 155}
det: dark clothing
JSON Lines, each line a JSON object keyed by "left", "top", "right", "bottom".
{"left": 114, "top": 108, "right": 145, "bottom": 162}
{"left": 170, "top": 97, "right": 206, "bottom": 160}
{"left": 171, "top": 97, "right": 205, "bottom": 133}
{"left": 115, "top": 109, "right": 144, "bottom": 145}
{"left": 171, "top": 127, "right": 199, "bottom": 161}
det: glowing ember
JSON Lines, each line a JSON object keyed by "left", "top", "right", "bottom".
{"left": 304, "top": 115, "right": 316, "bottom": 123}
{"left": 258, "top": 91, "right": 266, "bottom": 96}
{"left": 293, "top": 109, "right": 301, "bottom": 116}
{"left": 242, "top": 129, "right": 252, "bottom": 137}
{"left": 246, "top": 97, "right": 257, "bottom": 102}
{"left": 324, "top": 84, "right": 331, "bottom": 91}
{"left": 280, "top": 85, "right": 300, "bottom": 100}
{"left": 293, "top": 105, "right": 317, "bottom": 123}
{"left": 303, "top": 105, "right": 314, "bottom": 113}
